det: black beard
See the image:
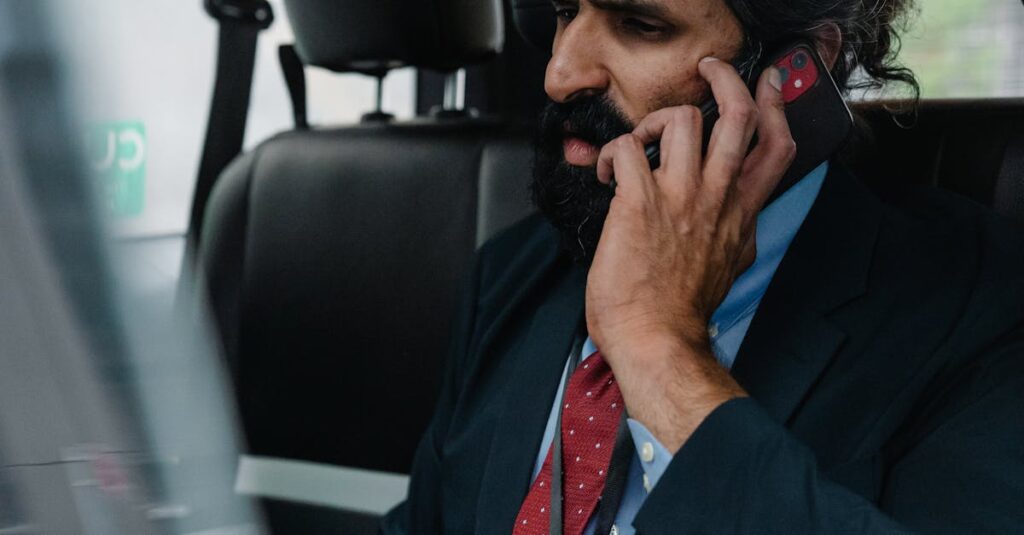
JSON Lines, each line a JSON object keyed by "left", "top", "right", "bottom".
{"left": 530, "top": 95, "right": 633, "bottom": 264}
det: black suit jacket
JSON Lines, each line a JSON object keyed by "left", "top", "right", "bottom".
{"left": 382, "top": 164, "right": 1024, "bottom": 534}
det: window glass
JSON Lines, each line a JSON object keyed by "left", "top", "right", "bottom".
{"left": 54, "top": 0, "right": 416, "bottom": 238}
{"left": 860, "top": 0, "right": 1024, "bottom": 99}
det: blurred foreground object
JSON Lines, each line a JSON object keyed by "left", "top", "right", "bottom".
{"left": 0, "top": 1, "right": 262, "bottom": 532}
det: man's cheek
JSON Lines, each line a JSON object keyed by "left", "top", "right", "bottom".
{"left": 643, "top": 76, "right": 710, "bottom": 117}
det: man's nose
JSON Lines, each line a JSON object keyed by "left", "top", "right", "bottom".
{"left": 544, "top": 18, "right": 610, "bottom": 103}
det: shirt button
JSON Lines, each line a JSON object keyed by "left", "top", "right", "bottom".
{"left": 643, "top": 473, "right": 652, "bottom": 493}
{"left": 708, "top": 323, "right": 720, "bottom": 338}
{"left": 640, "top": 441, "right": 654, "bottom": 463}
{"left": 610, "top": 525, "right": 619, "bottom": 535}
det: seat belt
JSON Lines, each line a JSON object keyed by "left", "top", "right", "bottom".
{"left": 278, "top": 44, "right": 308, "bottom": 130}
{"left": 184, "top": 0, "right": 274, "bottom": 265}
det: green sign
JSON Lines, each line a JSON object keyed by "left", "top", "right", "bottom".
{"left": 86, "top": 121, "right": 146, "bottom": 217}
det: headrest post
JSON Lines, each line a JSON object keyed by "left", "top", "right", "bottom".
{"left": 362, "top": 73, "right": 395, "bottom": 123}
{"left": 374, "top": 74, "right": 385, "bottom": 114}
{"left": 443, "top": 69, "right": 467, "bottom": 111}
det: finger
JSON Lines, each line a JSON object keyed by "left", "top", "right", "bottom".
{"left": 596, "top": 134, "right": 623, "bottom": 185}
{"left": 698, "top": 57, "right": 759, "bottom": 193}
{"left": 631, "top": 105, "right": 700, "bottom": 146}
{"left": 631, "top": 106, "right": 703, "bottom": 190}
{"left": 739, "top": 66, "right": 796, "bottom": 227}
{"left": 652, "top": 106, "right": 703, "bottom": 192}
{"left": 596, "top": 134, "right": 654, "bottom": 199}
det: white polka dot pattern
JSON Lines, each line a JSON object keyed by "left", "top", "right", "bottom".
{"left": 512, "top": 351, "right": 624, "bottom": 535}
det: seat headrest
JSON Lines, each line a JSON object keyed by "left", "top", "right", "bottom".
{"left": 282, "top": 0, "right": 505, "bottom": 74}
{"left": 512, "top": 0, "right": 555, "bottom": 53}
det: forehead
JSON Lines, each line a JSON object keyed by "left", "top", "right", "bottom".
{"left": 578, "top": 0, "right": 729, "bottom": 20}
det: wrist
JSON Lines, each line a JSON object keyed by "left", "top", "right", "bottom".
{"left": 606, "top": 331, "right": 746, "bottom": 453}
{"left": 604, "top": 324, "right": 711, "bottom": 374}
{"left": 593, "top": 306, "right": 706, "bottom": 353}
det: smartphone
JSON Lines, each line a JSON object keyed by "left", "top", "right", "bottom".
{"left": 641, "top": 40, "right": 853, "bottom": 199}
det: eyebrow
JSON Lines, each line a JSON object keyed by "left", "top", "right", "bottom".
{"left": 586, "top": 0, "right": 672, "bottom": 19}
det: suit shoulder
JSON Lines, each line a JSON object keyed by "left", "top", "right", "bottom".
{"left": 878, "top": 184, "right": 1024, "bottom": 325}
{"left": 965, "top": 207, "right": 1024, "bottom": 324}
{"left": 477, "top": 213, "right": 561, "bottom": 282}
{"left": 884, "top": 186, "right": 1024, "bottom": 272}
{"left": 974, "top": 208, "right": 1024, "bottom": 275}
{"left": 479, "top": 212, "right": 555, "bottom": 255}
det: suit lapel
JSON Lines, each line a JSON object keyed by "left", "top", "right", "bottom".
{"left": 475, "top": 261, "right": 586, "bottom": 534}
{"left": 731, "top": 164, "right": 883, "bottom": 424}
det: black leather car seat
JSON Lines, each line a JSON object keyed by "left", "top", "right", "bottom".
{"left": 849, "top": 99, "right": 1024, "bottom": 219}
{"left": 195, "top": 1, "right": 536, "bottom": 529}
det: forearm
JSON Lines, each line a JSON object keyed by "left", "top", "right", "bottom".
{"left": 610, "top": 334, "right": 746, "bottom": 453}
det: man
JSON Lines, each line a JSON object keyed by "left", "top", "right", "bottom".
{"left": 383, "top": 0, "right": 1024, "bottom": 533}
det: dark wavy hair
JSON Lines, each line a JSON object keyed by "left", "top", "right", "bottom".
{"left": 727, "top": 0, "right": 920, "bottom": 101}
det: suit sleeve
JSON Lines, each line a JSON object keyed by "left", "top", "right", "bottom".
{"left": 633, "top": 326, "right": 1024, "bottom": 535}
{"left": 380, "top": 254, "right": 483, "bottom": 534}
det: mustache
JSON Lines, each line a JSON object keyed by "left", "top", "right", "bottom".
{"left": 531, "top": 95, "right": 631, "bottom": 263}
{"left": 538, "top": 95, "right": 634, "bottom": 151}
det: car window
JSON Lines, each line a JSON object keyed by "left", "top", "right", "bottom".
{"left": 55, "top": 0, "right": 416, "bottom": 239}
{"left": 857, "top": 0, "right": 1024, "bottom": 99}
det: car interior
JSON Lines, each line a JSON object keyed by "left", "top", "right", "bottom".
{"left": 0, "top": 0, "right": 1021, "bottom": 533}
{"left": 187, "top": 0, "right": 1024, "bottom": 532}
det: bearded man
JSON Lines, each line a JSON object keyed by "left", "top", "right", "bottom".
{"left": 382, "top": 0, "right": 1024, "bottom": 533}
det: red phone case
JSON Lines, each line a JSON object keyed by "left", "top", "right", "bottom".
{"left": 767, "top": 42, "right": 853, "bottom": 197}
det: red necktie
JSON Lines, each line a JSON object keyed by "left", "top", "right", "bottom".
{"left": 513, "top": 351, "right": 625, "bottom": 535}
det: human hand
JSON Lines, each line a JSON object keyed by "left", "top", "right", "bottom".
{"left": 586, "top": 57, "right": 795, "bottom": 371}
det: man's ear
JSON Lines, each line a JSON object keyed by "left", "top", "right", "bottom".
{"left": 811, "top": 22, "right": 843, "bottom": 70}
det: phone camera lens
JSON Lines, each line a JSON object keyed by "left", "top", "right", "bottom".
{"left": 792, "top": 51, "right": 809, "bottom": 71}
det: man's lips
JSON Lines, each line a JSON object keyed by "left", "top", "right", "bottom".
{"left": 563, "top": 136, "right": 600, "bottom": 167}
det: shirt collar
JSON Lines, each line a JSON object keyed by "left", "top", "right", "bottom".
{"left": 709, "top": 161, "right": 828, "bottom": 334}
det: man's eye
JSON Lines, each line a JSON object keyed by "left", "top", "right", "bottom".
{"left": 555, "top": 7, "right": 578, "bottom": 22}
{"left": 622, "top": 17, "right": 665, "bottom": 35}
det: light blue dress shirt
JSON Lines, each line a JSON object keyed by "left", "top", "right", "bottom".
{"left": 530, "top": 162, "right": 828, "bottom": 534}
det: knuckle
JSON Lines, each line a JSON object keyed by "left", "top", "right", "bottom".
{"left": 780, "top": 137, "right": 798, "bottom": 163}
{"left": 762, "top": 134, "right": 796, "bottom": 165}
{"left": 724, "top": 103, "right": 758, "bottom": 125}
{"left": 742, "top": 106, "right": 760, "bottom": 125}
{"left": 668, "top": 106, "right": 691, "bottom": 123}
{"left": 676, "top": 105, "right": 702, "bottom": 127}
